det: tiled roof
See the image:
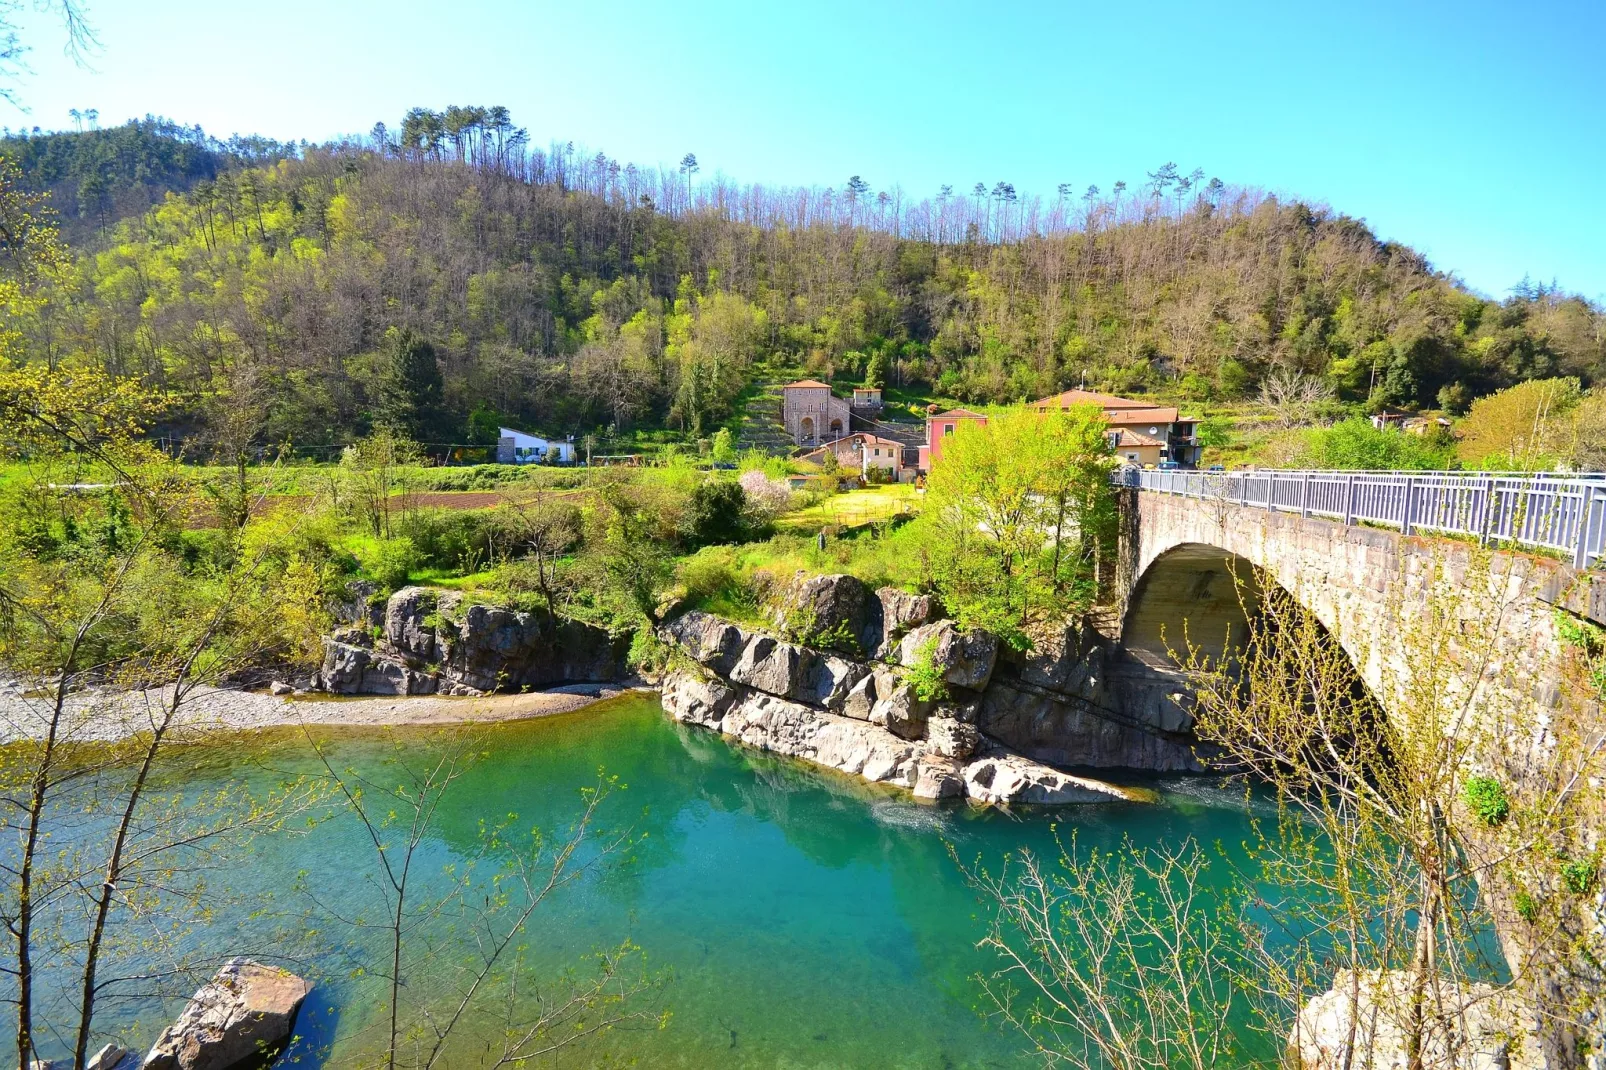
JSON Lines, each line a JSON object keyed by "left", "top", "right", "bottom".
{"left": 929, "top": 408, "right": 987, "bottom": 420}
{"left": 783, "top": 379, "right": 833, "bottom": 390}
{"left": 1031, "top": 390, "right": 1177, "bottom": 423}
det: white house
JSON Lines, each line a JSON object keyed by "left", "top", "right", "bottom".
{"left": 496, "top": 427, "right": 574, "bottom": 464}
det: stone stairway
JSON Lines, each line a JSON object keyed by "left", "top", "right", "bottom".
{"left": 734, "top": 379, "right": 797, "bottom": 455}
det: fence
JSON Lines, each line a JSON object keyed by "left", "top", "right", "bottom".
{"left": 1118, "top": 468, "right": 1606, "bottom": 569}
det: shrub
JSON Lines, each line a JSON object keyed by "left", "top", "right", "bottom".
{"left": 681, "top": 479, "right": 751, "bottom": 548}
{"left": 1561, "top": 857, "right": 1597, "bottom": 895}
{"left": 739, "top": 469, "right": 793, "bottom": 524}
{"left": 906, "top": 637, "right": 950, "bottom": 702}
{"left": 1462, "top": 775, "right": 1510, "bottom": 827}
{"left": 350, "top": 536, "right": 418, "bottom": 591}
{"left": 1514, "top": 889, "right": 1539, "bottom": 923}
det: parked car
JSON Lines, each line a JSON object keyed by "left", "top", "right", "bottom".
{"left": 1158, "top": 460, "right": 1180, "bottom": 471}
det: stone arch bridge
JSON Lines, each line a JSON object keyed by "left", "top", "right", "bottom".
{"left": 1112, "top": 470, "right": 1606, "bottom": 727}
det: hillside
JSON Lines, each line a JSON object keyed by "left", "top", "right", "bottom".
{"left": 0, "top": 117, "right": 294, "bottom": 243}
{"left": 10, "top": 109, "right": 1604, "bottom": 453}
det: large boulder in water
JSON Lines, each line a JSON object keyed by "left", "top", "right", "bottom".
{"left": 660, "top": 669, "right": 738, "bottom": 728}
{"left": 142, "top": 958, "right": 311, "bottom": 1070}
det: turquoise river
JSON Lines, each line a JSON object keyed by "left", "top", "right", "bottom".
{"left": 52, "top": 694, "right": 1285, "bottom": 1068}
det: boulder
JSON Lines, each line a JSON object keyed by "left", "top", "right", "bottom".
{"left": 332, "top": 579, "right": 383, "bottom": 627}
{"left": 663, "top": 612, "right": 748, "bottom": 675}
{"left": 1288, "top": 969, "right": 1543, "bottom": 1070}
{"left": 898, "top": 620, "right": 998, "bottom": 692}
{"left": 728, "top": 635, "right": 812, "bottom": 698}
{"left": 961, "top": 751, "right": 1148, "bottom": 806}
{"left": 776, "top": 573, "right": 871, "bottom": 653}
{"left": 268, "top": 681, "right": 292, "bottom": 697}
{"left": 870, "top": 587, "right": 940, "bottom": 658}
{"left": 660, "top": 670, "right": 738, "bottom": 728}
{"left": 840, "top": 673, "right": 878, "bottom": 721}
{"left": 384, "top": 586, "right": 439, "bottom": 663}
{"left": 143, "top": 958, "right": 312, "bottom": 1070}
{"left": 797, "top": 654, "right": 870, "bottom": 709}
{"left": 437, "top": 603, "right": 625, "bottom": 692}
{"left": 869, "top": 682, "right": 929, "bottom": 740}
{"left": 314, "top": 640, "right": 369, "bottom": 694}
{"left": 911, "top": 756, "right": 967, "bottom": 800}
{"left": 927, "top": 715, "right": 980, "bottom": 760}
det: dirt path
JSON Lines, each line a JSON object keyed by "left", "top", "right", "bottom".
{"left": 0, "top": 681, "right": 651, "bottom": 743}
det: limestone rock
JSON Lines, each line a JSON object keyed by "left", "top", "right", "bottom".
{"left": 797, "top": 654, "right": 869, "bottom": 709}
{"left": 927, "top": 716, "right": 980, "bottom": 759}
{"left": 977, "top": 680, "right": 1201, "bottom": 772}
{"left": 840, "top": 673, "right": 878, "bottom": 720}
{"left": 776, "top": 573, "right": 871, "bottom": 653}
{"left": 869, "top": 682, "right": 929, "bottom": 740}
{"left": 962, "top": 751, "right": 1146, "bottom": 806}
{"left": 717, "top": 690, "right": 921, "bottom": 787}
{"left": 437, "top": 603, "right": 625, "bottom": 692}
{"left": 898, "top": 620, "right": 998, "bottom": 691}
{"left": 268, "top": 681, "right": 292, "bottom": 697}
{"left": 314, "top": 640, "right": 368, "bottom": 693}
{"left": 660, "top": 670, "right": 738, "bottom": 728}
{"left": 142, "top": 958, "right": 312, "bottom": 1070}
{"left": 663, "top": 611, "right": 747, "bottom": 675}
{"left": 871, "top": 587, "right": 940, "bottom": 658}
{"left": 1289, "top": 969, "right": 1543, "bottom": 1070}
{"left": 87, "top": 1044, "right": 133, "bottom": 1070}
{"left": 1013, "top": 618, "right": 1104, "bottom": 697}
{"left": 911, "top": 756, "right": 967, "bottom": 799}
{"left": 728, "top": 635, "right": 812, "bottom": 698}
{"left": 384, "top": 586, "right": 439, "bottom": 663}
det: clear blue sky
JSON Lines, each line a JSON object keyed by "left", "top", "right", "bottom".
{"left": 12, "top": 0, "right": 1605, "bottom": 299}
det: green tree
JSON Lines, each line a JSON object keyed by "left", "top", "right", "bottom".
{"left": 922, "top": 404, "right": 1113, "bottom": 645}
{"left": 380, "top": 328, "right": 444, "bottom": 440}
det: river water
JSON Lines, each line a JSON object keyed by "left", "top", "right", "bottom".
{"left": 53, "top": 694, "right": 1281, "bottom": 1068}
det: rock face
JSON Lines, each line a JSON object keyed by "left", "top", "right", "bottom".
{"left": 660, "top": 596, "right": 1197, "bottom": 803}
{"left": 775, "top": 573, "right": 872, "bottom": 653}
{"left": 1289, "top": 969, "right": 1543, "bottom": 1070}
{"left": 143, "top": 958, "right": 312, "bottom": 1070}
{"left": 316, "top": 587, "right": 627, "bottom": 696}
{"left": 898, "top": 620, "right": 998, "bottom": 692}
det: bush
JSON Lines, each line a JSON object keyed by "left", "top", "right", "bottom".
{"left": 905, "top": 637, "right": 950, "bottom": 702}
{"left": 681, "top": 479, "right": 751, "bottom": 548}
{"left": 1300, "top": 417, "right": 1453, "bottom": 470}
{"left": 1561, "top": 857, "right": 1597, "bottom": 895}
{"left": 1462, "top": 775, "right": 1510, "bottom": 827}
{"left": 349, "top": 536, "right": 418, "bottom": 591}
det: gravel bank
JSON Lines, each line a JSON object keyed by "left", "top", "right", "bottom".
{"left": 0, "top": 680, "right": 649, "bottom": 743}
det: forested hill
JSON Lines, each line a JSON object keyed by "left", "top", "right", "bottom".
{"left": 1, "top": 118, "right": 295, "bottom": 243}
{"left": 11, "top": 110, "right": 1604, "bottom": 451}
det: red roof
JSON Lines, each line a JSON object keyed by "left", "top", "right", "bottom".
{"left": 783, "top": 379, "right": 832, "bottom": 390}
{"left": 1031, "top": 389, "right": 1178, "bottom": 424}
{"left": 928, "top": 408, "right": 987, "bottom": 420}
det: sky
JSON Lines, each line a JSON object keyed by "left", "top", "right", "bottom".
{"left": 11, "top": 0, "right": 1606, "bottom": 299}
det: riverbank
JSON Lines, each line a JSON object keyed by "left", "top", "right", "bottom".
{"left": 0, "top": 679, "right": 649, "bottom": 743}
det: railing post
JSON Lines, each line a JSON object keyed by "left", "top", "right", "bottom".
{"left": 1343, "top": 473, "right": 1357, "bottom": 526}
{"left": 1401, "top": 475, "right": 1416, "bottom": 536}
{"left": 1300, "top": 471, "right": 1311, "bottom": 518}
{"left": 1574, "top": 486, "right": 1596, "bottom": 569}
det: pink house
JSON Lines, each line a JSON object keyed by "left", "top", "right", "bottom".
{"left": 923, "top": 408, "right": 988, "bottom": 468}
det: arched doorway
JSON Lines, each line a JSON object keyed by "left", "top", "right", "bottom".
{"left": 829, "top": 419, "right": 843, "bottom": 438}
{"left": 800, "top": 416, "right": 815, "bottom": 444}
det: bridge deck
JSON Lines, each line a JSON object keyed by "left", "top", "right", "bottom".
{"left": 1121, "top": 468, "right": 1606, "bottom": 568}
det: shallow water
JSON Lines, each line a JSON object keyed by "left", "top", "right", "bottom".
{"left": 36, "top": 694, "right": 1281, "bottom": 1068}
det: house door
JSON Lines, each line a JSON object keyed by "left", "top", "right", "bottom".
{"left": 800, "top": 417, "right": 815, "bottom": 444}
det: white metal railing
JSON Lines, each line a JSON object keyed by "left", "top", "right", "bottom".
{"left": 1117, "top": 468, "right": 1606, "bottom": 568}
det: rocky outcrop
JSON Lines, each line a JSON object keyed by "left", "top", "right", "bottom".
{"left": 897, "top": 620, "right": 998, "bottom": 692}
{"left": 774, "top": 573, "right": 872, "bottom": 653}
{"left": 1288, "top": 969, "right": 1542, "bottom": 1070}
{"left": 872, "top": 587, "right": 940, "bottom": 657}
{"left": 977, "top": 679, "right": 1200, "bottom": 772}
{"left": 316, "top": 587, "right": 627, "bottom": 696}
{"left": 143, "top": 958, "right": 311, "bottom": 1070}
{"left": 662, "top": 669, "right": 1147, "bottom": 807}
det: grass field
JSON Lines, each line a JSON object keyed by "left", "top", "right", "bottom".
{"left": 777, "top": 484, "right": 921, "bottom": 532}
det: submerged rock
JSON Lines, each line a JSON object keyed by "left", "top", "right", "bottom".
{"left": 143, "top": 958, "right": 311, "bottom": 1070}
{"left": 961, "top": 750, "right": 1150, "bottom": 806}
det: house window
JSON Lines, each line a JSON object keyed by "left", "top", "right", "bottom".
{"left": 873, "top": 448, "right": 880, "bottom": 457}
{"left": 943, "top": 424, "right": 954, "bottom": 437}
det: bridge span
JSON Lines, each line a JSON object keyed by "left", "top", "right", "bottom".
{"left": 1114, "top": 470, "right": 1606, "bottom": 720}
